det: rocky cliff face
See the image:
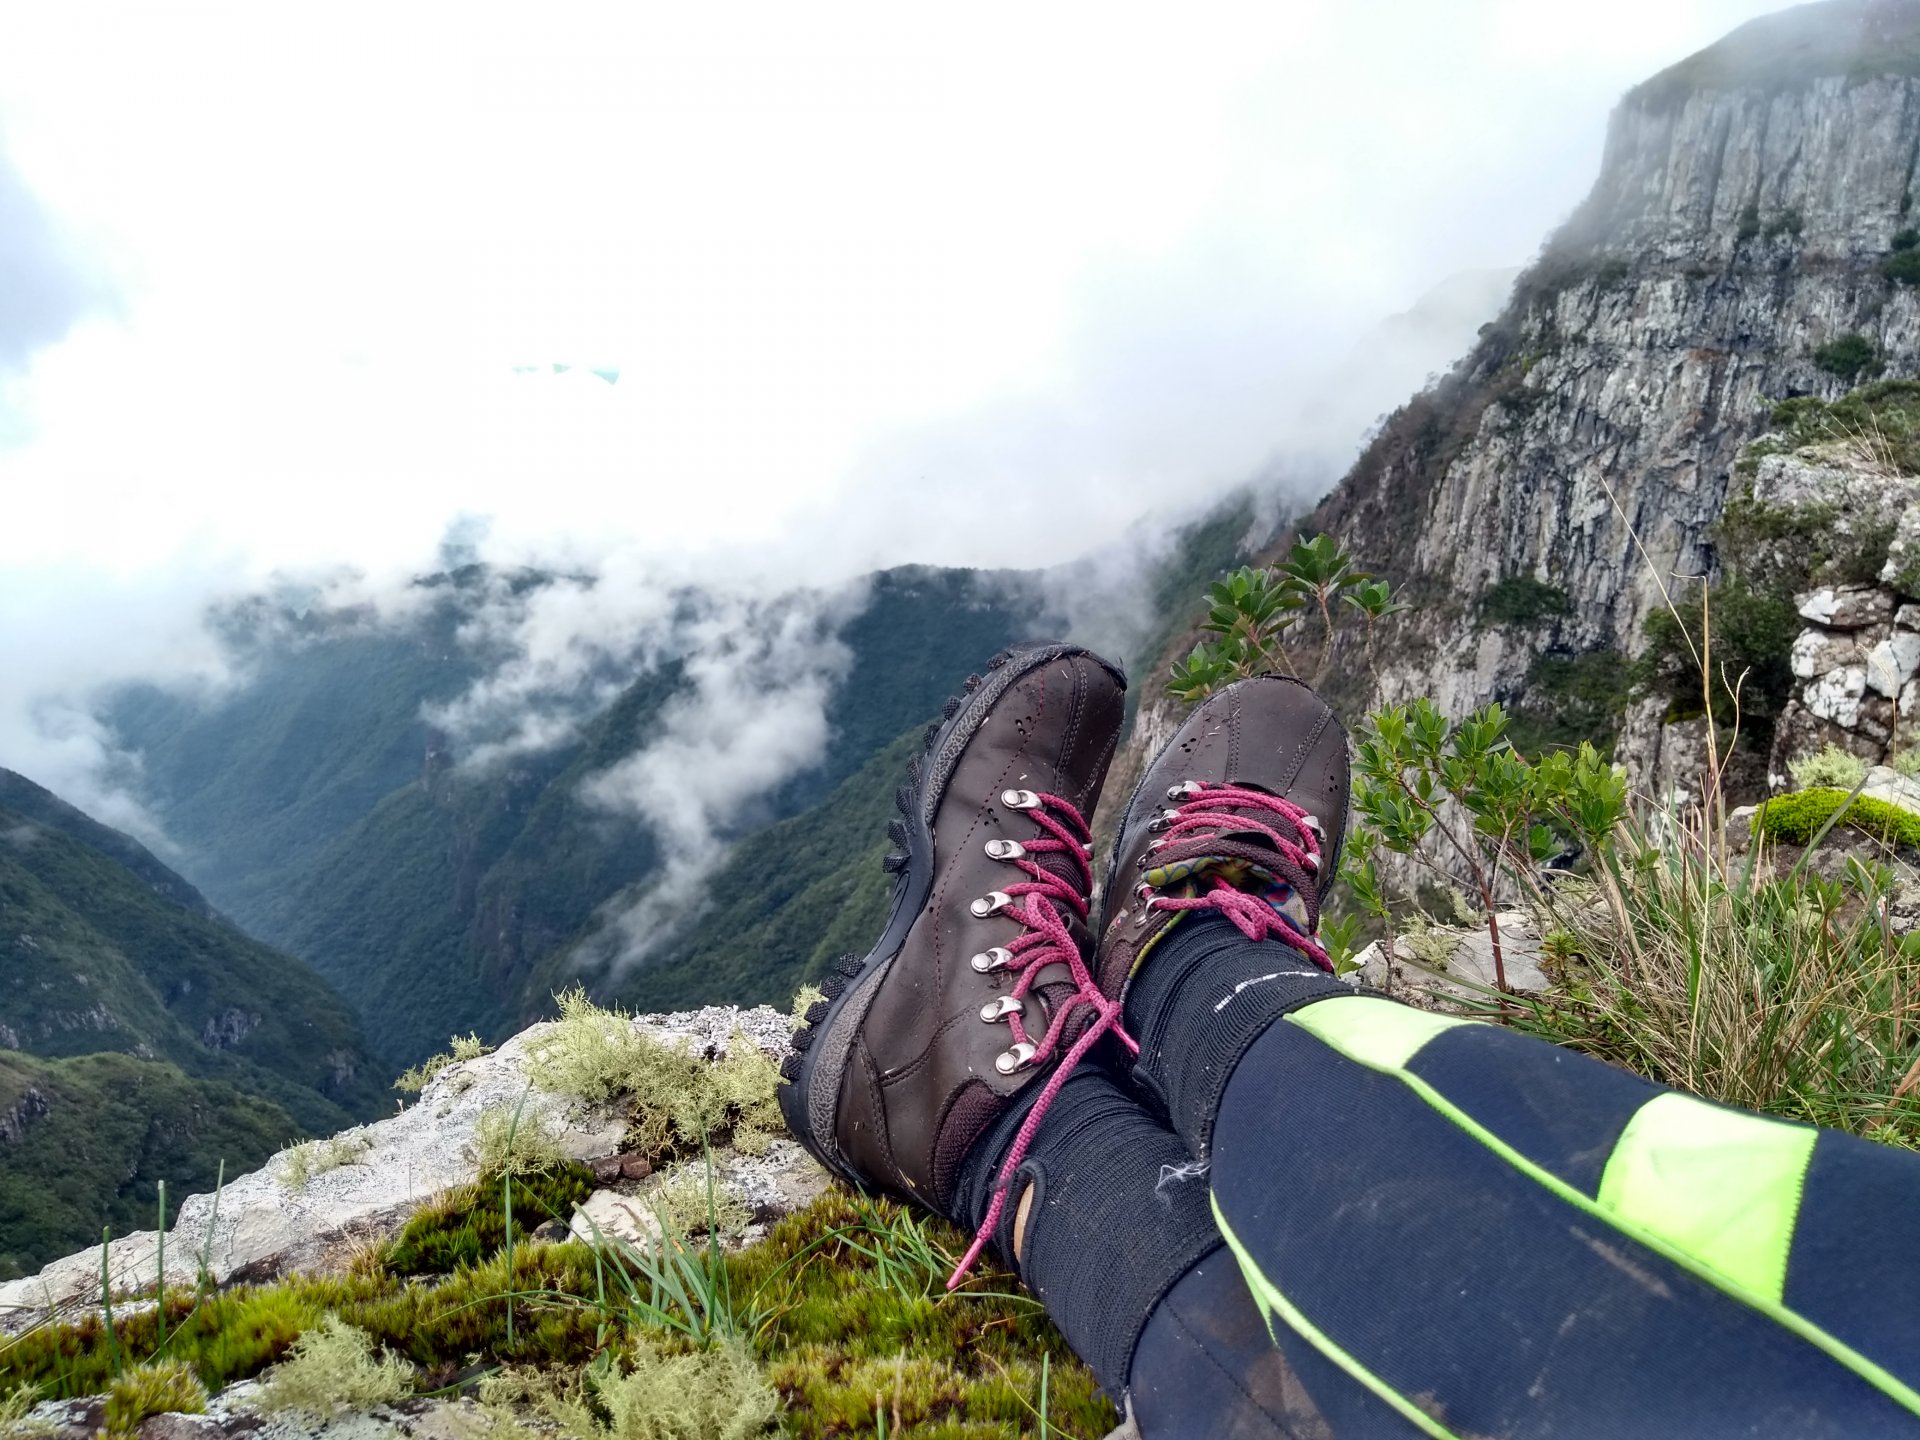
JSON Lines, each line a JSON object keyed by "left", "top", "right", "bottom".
{"left": 1118, "top": 1, "right": 1920, "bottom": 808}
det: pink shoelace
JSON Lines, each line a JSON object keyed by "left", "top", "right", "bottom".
{"left": 949, "top": 790, "right": 1135, "bottom": 1287}
{"left": 947, "top": 781, "right": 1330, "bottom": 1288}
{"left": 1141, "top": 781, "right": 1334, "bottom": 973}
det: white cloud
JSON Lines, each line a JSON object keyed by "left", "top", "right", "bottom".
{"left": 0, "top": 0, "right": 1790, "bottom": 839}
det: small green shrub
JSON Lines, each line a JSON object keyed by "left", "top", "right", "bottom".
{"left": 1479, "top": 576, "right": 1570, "bottom": 628}
{"left": 1765, "top": 208, "right": 1805, "bottom": 238}
{"left": 1883, "top": 247, "right": 1920, "bottom": 285}
{"left": 1813, "top": 333, "right": 1883, "bottom": 381}
{"left": 254, "top": 1315, "right": 414, "bottom": 1415}
{"left": 1892, "top": 748, "right": 1920, "bottom": 779}
{"left": 1167, "top": 535, "right": 1402, "bottom": 701}
{"left": 395, "top": 1034, "right": 493, "bottom": 1094}
{"left": 1894, "top": 228, "right": 1920, "bottom": 252}
{"left": 1736, "top": 201, "right": 1761, "bottom": 241}
{"left": 1788, "top": 744, "right": 1870, "bottom": 790}
{"left": 102, "top": 1360, "right": 206, "bottom": 1439}
{"left": 1758, "top": 788, "right": 1920, "bottom": 849}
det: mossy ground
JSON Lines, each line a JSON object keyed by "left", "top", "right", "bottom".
{"left": 0, "top": 1182, "right": 1114, "bottom": 1439}
{"left": 1757, "top": 788, "right": 1920, "bottom": 850}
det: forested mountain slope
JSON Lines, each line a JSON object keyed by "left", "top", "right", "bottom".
{"left": 0, "top": 770, "right": 387, "bottom": 1275}
{"left": 108, "top": 567, "right": 1050, "bottom": 1063}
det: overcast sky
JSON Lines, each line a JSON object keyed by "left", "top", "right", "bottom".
{"left": 0, "top": 0, "right": 1789, "bottom": 835}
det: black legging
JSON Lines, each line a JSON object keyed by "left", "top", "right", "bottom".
{"left": 1023, "top": 929, "right": 1920, "bottom": 1437}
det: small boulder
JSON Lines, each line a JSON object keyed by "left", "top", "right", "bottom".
{"left": 1867, "top": 633, "right": 1920, "bottom": 697}
{"left": 1791, "top": 628, "right": 1866, "bottom": 680}
{"left": 1805, "top": 666, "right": 1869, "bottom": 727}
{"left": 1798, "top": 585, "right": 1894, "bottom": 629}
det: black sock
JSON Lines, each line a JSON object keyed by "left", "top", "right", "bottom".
{"left": 1123, "top": 912, "right": 1354, "bottom": 1161}
{"left": 955, "top": 1068, "right": 1222, "bottom": 1397}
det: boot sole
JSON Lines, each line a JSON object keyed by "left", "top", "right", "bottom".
{"left": 778, "top": 641, "right": 1107, "bottom": 1191}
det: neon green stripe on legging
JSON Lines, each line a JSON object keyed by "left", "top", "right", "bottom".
{"left": 1597, "top": 1091, "right": 1816, "bottom": 1303}
{"left": 1212, "top": 1197, "right": 1463, "bottom": 1440}
{"left": 1276, "top": 997, "right": 1920, "bottom": 1419}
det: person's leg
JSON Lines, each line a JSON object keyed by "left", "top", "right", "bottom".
{"left": 1125, "top": 912, "right": 1920, "bottom": 1438}
{"left": 955, "top": 1067, "right": 1403, "bottom": 1439}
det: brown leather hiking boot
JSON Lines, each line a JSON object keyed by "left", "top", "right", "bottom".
{"left": 1096, "top": 674, "right": 1351, "bottom": 994}
{"left": 779, "top": 644, "right": 1128, "bottom": 1230}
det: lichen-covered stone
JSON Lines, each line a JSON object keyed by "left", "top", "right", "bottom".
{"left": 1798, "top": 585, "right": 1895, "bottom": 629}
{"left": 0, "top": 1005, "right": 807, "bottom": 1334}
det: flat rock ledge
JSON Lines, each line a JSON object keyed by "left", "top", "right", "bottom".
{"left": 0, "top": 1005, "right": 826, "bottom": 1336}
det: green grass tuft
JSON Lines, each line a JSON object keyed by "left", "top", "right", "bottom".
{"left": 277, "top": 1129, "right": 373, "bottom": 1190}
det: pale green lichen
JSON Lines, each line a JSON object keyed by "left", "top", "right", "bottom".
{"left": 1788, "top": 743, "right": 1870, "bottom": 791}
{"left": 472, "top": 1101, "right": 569, "bottom": 1179}
{"left": 254, "top": 1315, "right": 414, "bottom": 1416}
{"left": 641, "top": 1165, "right": 752, "bottom": 1243}
{"left": 474, "top": 1341, "right": 779, "bottom": 1440}
{"left": 395, "top": 1033, "right": 494, "bottom": 1094}
{"left": 527, "top": 990, "right": 783, "bottom": 1160}
{"left": 277, "top": 1129, "right": 373, "bottom": 1191}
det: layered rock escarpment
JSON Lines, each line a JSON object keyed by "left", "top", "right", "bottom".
{"left": 1116, "top": 1, "right": 1920, "bottom": 805}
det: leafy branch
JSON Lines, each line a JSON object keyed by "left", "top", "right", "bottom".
{"left": 1167, "top": 535, "right": 1404, "bottom": 701}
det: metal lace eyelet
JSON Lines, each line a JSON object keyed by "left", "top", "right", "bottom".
{"left": 995, "top": 1042, "right": 1039, "bottom": 1075}
{"left": 1302, "top": 851, "right": 1321, "bottom": 875}
{"left": 970, "top": 891, "right": 1013, "bottom": 918}
{"left": 984, "top": 838, "right": 1027, "bottom": 860}
{"left": 1300, "top": 815, "right": 1326, "bottom": 839}
{"left": 1135, "top": 882, "right": 1154, "bottom": 904}
{"left": 1001, "top": 789, "right": 1040, "bottom": 810}
{"left": 1167, "top": 781, "right": 1204, "bottom": 800}
{"left": 980, "top": 995, "right": 1024, "bottom": 1022}
{"left": 970, "top": 947, "right": 1013, "bottom": 973}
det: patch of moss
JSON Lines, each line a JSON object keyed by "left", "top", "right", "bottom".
{"left": 1758, "top": 789, "right": 1920, "bottom": 849}
{"left": 384, "top": 1163, "right": 595, "bottom": 1276}
{"left": 102, "top": 1360, "right": 206, "bottom": 1439}
{"left": 0, "top": 1183, "right": 1113, "bottom": 1440}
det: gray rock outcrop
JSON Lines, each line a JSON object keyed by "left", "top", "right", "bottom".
{"left": 0, "top": 1005, "right": 823, "bottom": 1335}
